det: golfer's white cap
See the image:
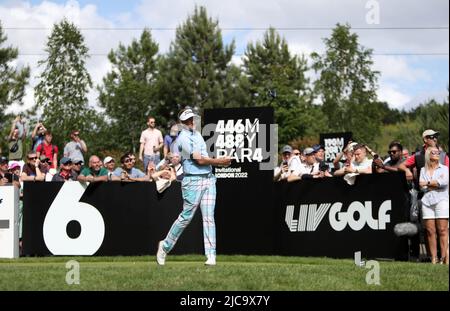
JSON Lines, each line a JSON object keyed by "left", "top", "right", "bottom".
{"left": 178, "top": 108, "right": 197, "bottom": 121}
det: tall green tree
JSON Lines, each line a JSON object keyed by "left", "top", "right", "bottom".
{"left": 243, "top": 28, "right": 322, "bottom": 144}
{"left": 34, "top": 19, "right": 98, "bottom": 151}
{"left": 98, "top": 29, "right": 159, "bottom": 152}
{"left": 156, "top": 6, "right": 243, "bottom": 123}
{"left": 0, "top": 22, "right": 30, "bottom": 152}
{"left": 312, "top": 24, "right": 382, "bottom": 144}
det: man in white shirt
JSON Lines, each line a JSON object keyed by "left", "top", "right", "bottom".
{"left": 139, "top": 116, "right": 164, "bottom": 172}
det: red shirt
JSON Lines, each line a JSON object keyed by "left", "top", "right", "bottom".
{"left": 404, "top": 145, "right": 449, "bottom": 168}
{"left": 36, "top": 142, "right": 59, "bottom": 168}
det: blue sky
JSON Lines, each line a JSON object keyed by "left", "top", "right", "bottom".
{"left": 1, "top": 0, "right": 448, "bottom": 111}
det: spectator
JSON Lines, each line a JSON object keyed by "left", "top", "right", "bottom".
{"left": 64, "top": 130, "right": 88, "bottom": 164}
{"left": 0, "top": 156, "right": 10, "bottom": 186}
{"left": 163, "top": 122, "right": 180, "bottom": 158}
{"left": 333, "top": 141, "right": 356, "bottom": 172}
{"left": 114, "top": 153, "right": 148, "bottom": 182}
{"left": 139, "top": 116, "right": 163, "bottom": 172}
{"left": 419, "top": 146, "right": 449, "bottom": 264}
{"left": 334, "top": 144, "right": 373, "bottom": 176}
{"left": 36, "top": 130, "right": 58, "bottom": 169}
{"left": 72, "top": 159, "right": 83, "bottom": 176}
{"left": 146, "top": 162, "right": 157, "bottom": 182}
{"left": 52, "top": 157, "right": 78, "bottom": 181}
{"left": 39, "top": 155, "right": 50, "bottom": 171}
{"left": 288, "top": 147, "right": 325, "bottom": 181}
{"left": 274, "top": 145, "right": 302, "bottom": 181}
{"left": 8, "top": 116, "right": 26, "bottom": 162}
{"left": 20, "top": 152, "right": 45, "bottom": 182}
{"left": 313, "top": 144, "right": 333, "bottom": 176}
{"left": 171, "top": 153, "right": 184, "bottom": 181}
{"left": 104, "top": 156, "right": 116, "bottom": 173}
{"left": 8, "top": 162, "right": 21, "bottom": 187}
{"left": 398, "top": 130, "right": 449, "bottom": 261}
{"left": 378, "top": 141, "right": 406, "bottom": 173}
{"left": 31, "top": 121, "right": 46, "bottom": 151}
{"left": 77, "top": 155, "right": 108, "bottom": 183}
{"left": 402, "top": 148, "right": 410, "bottom": 159}
{"left": 399, "top": 129, "right": 449, "bottom": 186}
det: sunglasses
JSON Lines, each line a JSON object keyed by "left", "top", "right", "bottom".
{"left": 425, "top": 135, "right": 438, "bottom": 140}
{"left": 124, "top": 159, "right": 133, "bottom": 163}
{"left": 293, "top": 153, "right": 301, "bottom": 156}
{"left": 28, "top": 157, "right": 38, "bottom": 160}
{"left": 430, "top": 151, "right": 441, "bottom": 156}
{"left": 388, "top": 150, "right": 399, "bottom": 154}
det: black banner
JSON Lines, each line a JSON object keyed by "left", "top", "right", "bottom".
{"left": 23, "top": 173, "right": 409, "bottom": 259}
{"left": 320, "top": 132, "right": 353, "bottom": 164}
{"left": 274, "top": 173, "right": 409, "bottom": 260}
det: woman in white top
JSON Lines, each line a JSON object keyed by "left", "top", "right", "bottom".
{"left": 419, "top": 146, "right": 449, "bottom": 264}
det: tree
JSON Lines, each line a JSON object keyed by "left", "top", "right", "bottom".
{"left": 242, "top": 28, "right": 322, "bottom": 144}
{"left": 415, "top": 99, "right": 449, "bottom": 152}
{"left": 0, "top": 22, "right": 30, "bottom": 152}
{"left": 312, "top": 24, "right": 382, "bottom": 144}
{"left": 156, "top": 6, "right": 243, "bottom": 123}
{"left": 34, "top": 19, "right": 98, "bottom": 152}
{"left": 98, "top": 29, "right": 159, "bottom": 152}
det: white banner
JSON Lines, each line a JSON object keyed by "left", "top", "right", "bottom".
{"left": 0, "top": 186, "right": 19, "bottom": 258}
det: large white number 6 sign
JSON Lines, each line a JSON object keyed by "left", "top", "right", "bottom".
{"left": 43, "top": 182, "right": 105, "bottom": 255}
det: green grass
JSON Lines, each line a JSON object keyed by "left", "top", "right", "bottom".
{"left": 0, "top": 255, "right": 447, "bottom": 291}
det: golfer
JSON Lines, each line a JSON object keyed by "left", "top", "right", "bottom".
{"left": 156, "top": 108, "right": 232, "bottom": 266}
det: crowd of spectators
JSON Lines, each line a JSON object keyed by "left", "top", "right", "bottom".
{"left": 1, "top": 114, "right": 447, "bottom": 264}
{"left": 274, "top": 129, "right": 448, "bottom": 265}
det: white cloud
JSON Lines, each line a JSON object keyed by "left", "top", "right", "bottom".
{"left": 377, "top": 83, "right": 411, "bottom": 109}
{"left": 373, "top": 55, "right": 430, "bottom": 82}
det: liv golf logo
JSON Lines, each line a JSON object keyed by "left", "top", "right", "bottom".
{"left": 285, "top": 200, "right": 391, "bottom": 232}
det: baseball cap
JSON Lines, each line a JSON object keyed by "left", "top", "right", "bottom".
{"left": 8, "top": 162, "right": 20, "bottom": 171}
{"left": 104, "top": 156, "right": 114, "bottom": 164}
{"left": 303, "top": 147, "right": 315, "bottom": 156}
{"left": 422, "top": 129, "right": 439, "bottom": 138}
{"left": 0, "top": 156, "right": 8, "bottom": 164}
{"left": 312, "top": 144, "right": 325, "bottom": 152}
{"left": 178, "top": 108, "right": 197, "bottom": 121}
{"left": 60, "top": 157, "right": 72, "bottom": 165}
{"left": 282, "top": 145, "right": 293, "bottom": 154}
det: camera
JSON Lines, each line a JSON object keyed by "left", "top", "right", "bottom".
{"left": 319, "top": 162, "right": 329, "bottom": 172}
{"left": 4, "top": 172, "right": 14, "bottom": 183}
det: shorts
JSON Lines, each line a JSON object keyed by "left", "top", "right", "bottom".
{"left": 422, "top": 200, "right": 449, "bottom": 219}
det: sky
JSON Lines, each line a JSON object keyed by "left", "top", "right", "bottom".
{"left": 0, "top": 0, "right": 448, "bottom": 114}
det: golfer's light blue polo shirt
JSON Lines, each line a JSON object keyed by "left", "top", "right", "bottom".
{"left": 176, "top": 128, "right": 212, "bottom": 175}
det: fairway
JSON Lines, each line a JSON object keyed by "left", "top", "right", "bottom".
{"left": 0, "top": 255, "right": 448, "bottom": 291}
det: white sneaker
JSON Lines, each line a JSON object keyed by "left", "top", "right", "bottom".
{"left": 205, "top": 255, "right": 216, "bottom": 266}
{"left": 156, "top": 241, "right": 167, "bottom": 265}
